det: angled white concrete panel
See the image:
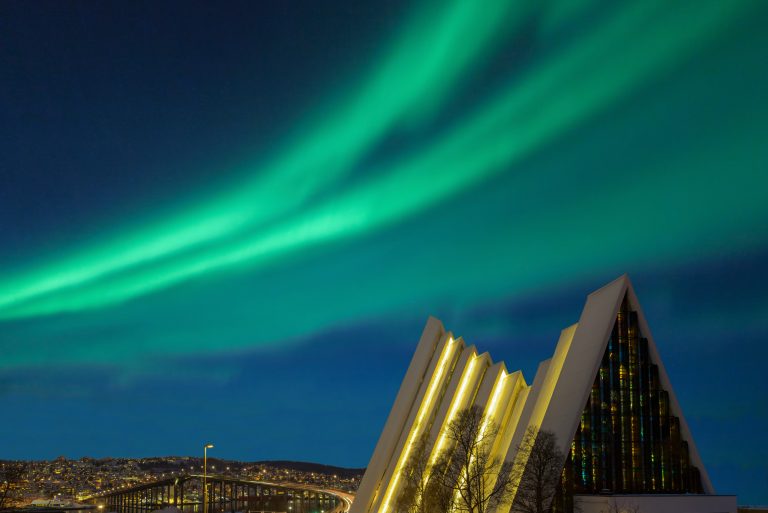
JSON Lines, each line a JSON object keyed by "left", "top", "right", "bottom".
{"left": 350, "top": 317, "right": 446, "bottom": 513}
{"left": 425, "top": 344, "right": 474, "bottom": 449}
{"left": 504, "top": 358, "right": 551, "bottom": 468}
{"left": 368, "top": 332, "right": 458, "bottom": 513}
{"left": 539, "top": 276, "right": 627, "bottom": 458}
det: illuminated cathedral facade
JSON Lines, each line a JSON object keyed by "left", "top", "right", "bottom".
{"left": 350, "top": 275, "right": 736, "bottom": 513}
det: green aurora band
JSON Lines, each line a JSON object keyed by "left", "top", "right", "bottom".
{"left": 2, "top": 4, "right": 768, "bottom": 503}
{"left": 0, "top": 0, "right": 520, "bottom": 315}
{"left": 1, "top": 0, "right": 767, "bottom": 333}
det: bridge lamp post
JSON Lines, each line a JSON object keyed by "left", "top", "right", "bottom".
{"left": 203, "top": 443, "right": 214, "bottom": 513}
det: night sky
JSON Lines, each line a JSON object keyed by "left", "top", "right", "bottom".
{"left": 1, "top": 0, "right": 767, "bottom": 505}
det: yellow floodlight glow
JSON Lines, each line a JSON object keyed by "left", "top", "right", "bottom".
{"left": 475, "top": 371, "right": 517, "bottom": 505}
{"left": 379, "top": 336, "right": 457, "bottom": 513}
{"left": 441, "top": 369, "right": 509, "bottom": 513}
{"left": 480, "top": 370, "right": 507, "bottom": 439}
{"left": 430, "top": 353, "right": 479, "bottom": 465}
{"left": 507, "top": 325, "right": 578, "bottom": 506}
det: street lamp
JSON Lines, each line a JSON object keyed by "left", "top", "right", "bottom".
{"left": 203, "top": 444, "right": 214, "bottom": 513}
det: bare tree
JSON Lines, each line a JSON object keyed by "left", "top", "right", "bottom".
{"left": 0, "top": 462, "right": 27, "bottom": 508}
{"left": 510, "top": 427, "right": 564, "bottom": 513}
{"left": 395, "top": 433, "right": 451, "bottom": 513}
{"left": 600, "top": 499, "right": 640, "bottom": 513}
{"left": 436, "top": 405, "right": 518, "bottom": 513}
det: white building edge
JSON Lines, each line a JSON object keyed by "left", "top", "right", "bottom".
{"left": 351, "top": 275, "right": 736, "bottom": 513}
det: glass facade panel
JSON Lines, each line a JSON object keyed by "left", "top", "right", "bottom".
{"left": 552, "top": 295, "right": 703, "bottom": 512}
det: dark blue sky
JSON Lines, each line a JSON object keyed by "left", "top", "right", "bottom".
{"left": 1, "top": 0, "right": 767, "bottom": 505}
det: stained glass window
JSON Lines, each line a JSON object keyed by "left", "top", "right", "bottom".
{"left": 552, "top": 295, "right": 703, "bottom": 513}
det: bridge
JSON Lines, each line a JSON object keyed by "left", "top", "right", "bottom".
{"left": 86, "top": 474, "right": 350, "bottom": 513}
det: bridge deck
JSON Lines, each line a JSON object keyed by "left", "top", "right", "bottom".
{"left": 86, "top": 474, "right": 348, "bottom": 513}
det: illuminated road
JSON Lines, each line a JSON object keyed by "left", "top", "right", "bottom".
{"left": 191, "top": 475, "right": 353, "bottom": 513}
{"left": 329, "top": 490, "right": 354, "bottom": 512}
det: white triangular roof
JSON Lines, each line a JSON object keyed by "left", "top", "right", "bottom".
{"left": 530, "top": 274, "right": 713, "bottom": 493}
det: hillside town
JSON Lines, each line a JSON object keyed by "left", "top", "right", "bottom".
{"left": 0, "top": 457, "right": 362, "bottom": 507}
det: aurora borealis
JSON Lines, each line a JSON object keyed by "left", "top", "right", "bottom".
{"left": 1, "top": 0, "right": 767, "bottom": 505}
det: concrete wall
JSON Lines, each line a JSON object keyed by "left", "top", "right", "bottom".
{"left": 575, "top": 494, "right": 737, "bottom": 513}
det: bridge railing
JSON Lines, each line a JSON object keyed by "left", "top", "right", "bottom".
{"left": 86, "top": 475, "right": 345, "bottom": 513}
